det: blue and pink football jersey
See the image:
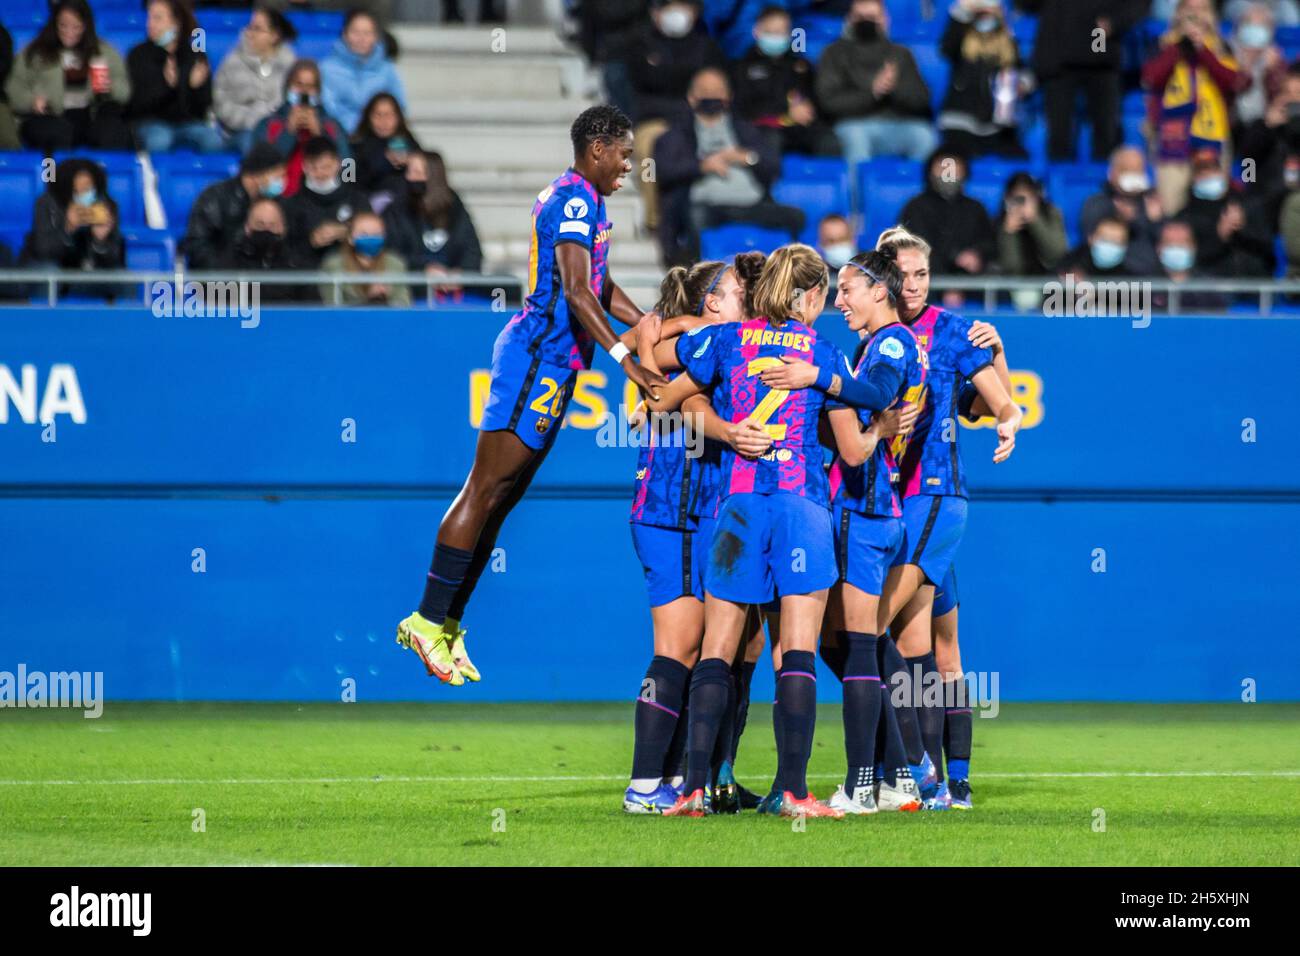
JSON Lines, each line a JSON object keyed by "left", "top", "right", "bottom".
{"left": 829, "top": 322, "right": 928, "bottom": 517}
{"left": 676, "top": 316, "right": 850, "bottom": 506}
{"left": 629, "top": 372, "right": 700, "bottom": 530}
{"left": 898, "top": 305, "right": 993, "bottom": 500}
{"left": 500, "top": 168, "right": 612, "bottom": 371}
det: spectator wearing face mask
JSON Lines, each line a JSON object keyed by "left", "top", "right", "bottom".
{"left": 319, "top": 9, "right": 405, "bottom": 136}
{"left": 731, "top": 5, "right": 840, "bottom": 157}
{"left": 898, "top": 146, "right": 996, "bottom": 281}
{"left": 320, "top": 211, "right": 411, "bottom": 306}
{"left": 816, "top": 0, "right": 936, "bottom": 167}
{"left": 937, "top": 0, "right": 1032, "bottom": 158}
{"left": 127, "top": 0, "right": 223, "bottom": 153}
{"left": 1151, "top": 217, "right": 1229, "bottom": 311}
{"left": 1143, "top": 0, "right": 1246, "bottom": 216}
{"left": 284, "top": 135, "right": 372, "bottom": 267}
{"left": 817, "top": 213, "right": 856, "bottom": 270}
{"left": 628, "top": 1, "right": 726, "bottom": 230}
{"left": 1080, "top": 145, "right": 1165, "bottom": 276}
{"left": 1184, "top": 148, "right": 1275, "bottom": 277}
{"left": 220, "top": 196, "right": 319, "bottom": 303}
{"left": 1058, "top": 214, "right": 1135, "bottom": 280}
{"left": 252, "top": 59, "right": 351, "bottom": 197}
{"left": 996, "top": 173, "right": 1068, "bottom": 276}
{"left": 1230, "top": 3, "right": 1287, "bottom": 131}
{"left": 382, "top": 150, "right": 483, "bottom": 278}
{"left": 19, "top": 157, "right": 125, "bottom": 301}
{"left": 653, "top": 67, "right": 802, "bottom": 265}
{"left": 183, "top": 142, "right": 288, "bottom": 269}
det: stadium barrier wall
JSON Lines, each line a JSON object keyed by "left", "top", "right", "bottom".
{"left": 1, "top": 306, "right": 1297, "bottom": 702}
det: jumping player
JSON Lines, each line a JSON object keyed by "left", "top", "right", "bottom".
{"left": 397, "top": 105, "right": 666, "bottom": 685}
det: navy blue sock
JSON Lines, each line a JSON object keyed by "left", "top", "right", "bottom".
{"left": 908, "top": 652, "right": 945, "bottom": 782}
{"left": 776, "top": 650, "right": 817, "bottom": 800}
{"left": 818, "top": 640, "right": 848, "bottom": 681}
{"left": 771, "top": 683, "right": 785, "bottom": 794}
{"left": 446, "top": 537, "right": 496, "bottom": 622}
{"left": 631, "top": 656, "right": 689, "bottom": 781}
{"left": 418, "top": 543, "right": 473, "bottom": 625}
{"left": 663, "top": 675, "right": 691, "bottom": 780}
{"left": 879, "top": 636, "right": 925, "bottom": 765}
{"left": 944, "top": 677, "right": 972, "bottom": 781}
{"left": 841, "top": 632, "right": 881, "bottom": 799}
{"left": 730, "top": 660, "right": 757, "bottom": 763}
{"left": 709, "top": 667, "right": 738, "bottom": 784}
{"left": 877, "top": 690, "right": 908, "bottom": 786}
{"left": 683, "top": 658, "right": 732, "bottom": 796}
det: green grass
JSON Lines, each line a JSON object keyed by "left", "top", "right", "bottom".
{"left": 0, "top": 702, "right": 1297, "bottom": 866}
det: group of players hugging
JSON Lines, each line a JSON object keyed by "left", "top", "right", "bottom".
{"left": 394, "top": 107, "right": 1022, "bottom": 819}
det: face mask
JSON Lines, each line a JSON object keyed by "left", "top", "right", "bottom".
{"left": 658, "top": 8, "right": 694, "bottom": 38}
{"left": 974, "top": 15, "right": 1000, "bottom": 33}
{"left": 932, "top": 176, "right": 963, "bottom": 199}
{"left": 756, "top": 33, "right": 790, "bottom": 57}
{"left": 353, "top": 235, "right": 385, "bottom": 258}
{"left": 1159, "top": 245, "right": 1194, "bottom": 273}
{"left": 261, "top": 176, "right": 285, "bottom": 197}
{"left": 305, "top": 175, "right": 340, "bottom": 195}
{"left": 1192, "top": 176, "right": 1227, "bottom": 201}
{"left": 852, "top": 19, "right": 880, "bottom": 42}
{"left": 822, "top": 243, "right": 855, "bottom": 269}
{"left": 695, "top": 98, "right": 727, "bottom": 117}
{"left": 1090, "top": 239, "right": 1127, "bottom": 270}
{"left": 1237, "top": 23, "right": 1272, "bottom": 49}
{"left": 1116, "top": 172, "right": 1150, "bottom": 194}
{"left": 154, "top": 28, "right": 177, "bottom": 48}
{"left": 247, "top": 229, "right": 281, "bottom": 254}
{"left": 74, "top": 189, "right": 97, "bottom": 207}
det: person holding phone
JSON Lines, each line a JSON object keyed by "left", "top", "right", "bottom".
{"left": 350, "top": 92, "right": 423, "bottom": 198}
{"left": 19, "top": 158, "right": 125, "bottom": 300}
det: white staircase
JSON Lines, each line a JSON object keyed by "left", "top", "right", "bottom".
{"left": 393, "top": 25, "right": 666, "bottom": 306}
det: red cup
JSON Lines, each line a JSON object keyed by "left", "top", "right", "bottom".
{"left": 89, "top": 57, "right": 110, "bottom": 95}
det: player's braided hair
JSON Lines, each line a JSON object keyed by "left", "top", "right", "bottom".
{"left": 750, "top": 243, "right": 828, "bottom": 326}
{"left": 570, "top": 105, "right": 632, "bottom": 157}
{"left": 875, "top": 226, "right": 931, "bottom": 261}
{"left": 846, "top": 250, "right": 904, "bottom": 306}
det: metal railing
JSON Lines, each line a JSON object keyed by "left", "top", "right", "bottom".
{"left": 2, "top": 268, "right": 1300, "bottom": 315}
{"left": 0, "top": 269, "right": 523, "bottom": 309}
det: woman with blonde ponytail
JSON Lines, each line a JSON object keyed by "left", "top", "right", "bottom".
{"left": 642, "top": 243, "right": 865, "bottom": 819}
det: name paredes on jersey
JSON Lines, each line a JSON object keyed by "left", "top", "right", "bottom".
{"left": 738, "top": 327, "right": 813, "bottom": 352}
{"left": 0, "top": 363, "right": 86, "bottom": 426}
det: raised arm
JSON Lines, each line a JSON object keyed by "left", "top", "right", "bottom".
{"left": 682, "top": 393, "right": 772, "bottom": 460}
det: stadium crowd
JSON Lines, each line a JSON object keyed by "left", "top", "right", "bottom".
{"left": 1, "top": 0, "right": 1300, "bottom": 304}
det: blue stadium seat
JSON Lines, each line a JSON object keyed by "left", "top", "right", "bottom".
{"left": 771, "top": 156, "right": 851, "bottom": 245}
{"left": 1277, "top": 25, "right": 1300, "bottom": 60}
{"left": 52, "top": 150, "right": 145, "bottom": 227}
{"left": 0, "top": 152, "right": 43, "bottom": 229}
{"left": 151, "top": 152, "right": 241, "bottom": 232}
{"left": 1046, "top": 162, "right": 1110, "bottom": 245}
{"left": 0, "top": 226, "right": 28, "bottom": 258}
{"left": 122, "top": 229, "right": 176, "bottom": 271}
{"left": 910, "top": 43, "right": 950, "bottom": 112}
{"left": 285, "top": 11, "right": 346, "bottom": 35}
{"left": 700, "top": 223, "right": 793, "bottom": 261}
{"left": 1010, "top": 13, "right": 1038, "bottom": 61}
{"left": 857, "top": 158, "right": 923, "bottom": 249}
{"left": 792, "top": 14, "right": 843, "bottom": 64}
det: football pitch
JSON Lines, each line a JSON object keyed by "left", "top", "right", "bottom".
{"left": 1, "top": 702, "right": 1296, "bottom": 867}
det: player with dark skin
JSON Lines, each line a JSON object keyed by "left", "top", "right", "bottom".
{"left": 398, "top": 108, "right": 669, "bottom": 685}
